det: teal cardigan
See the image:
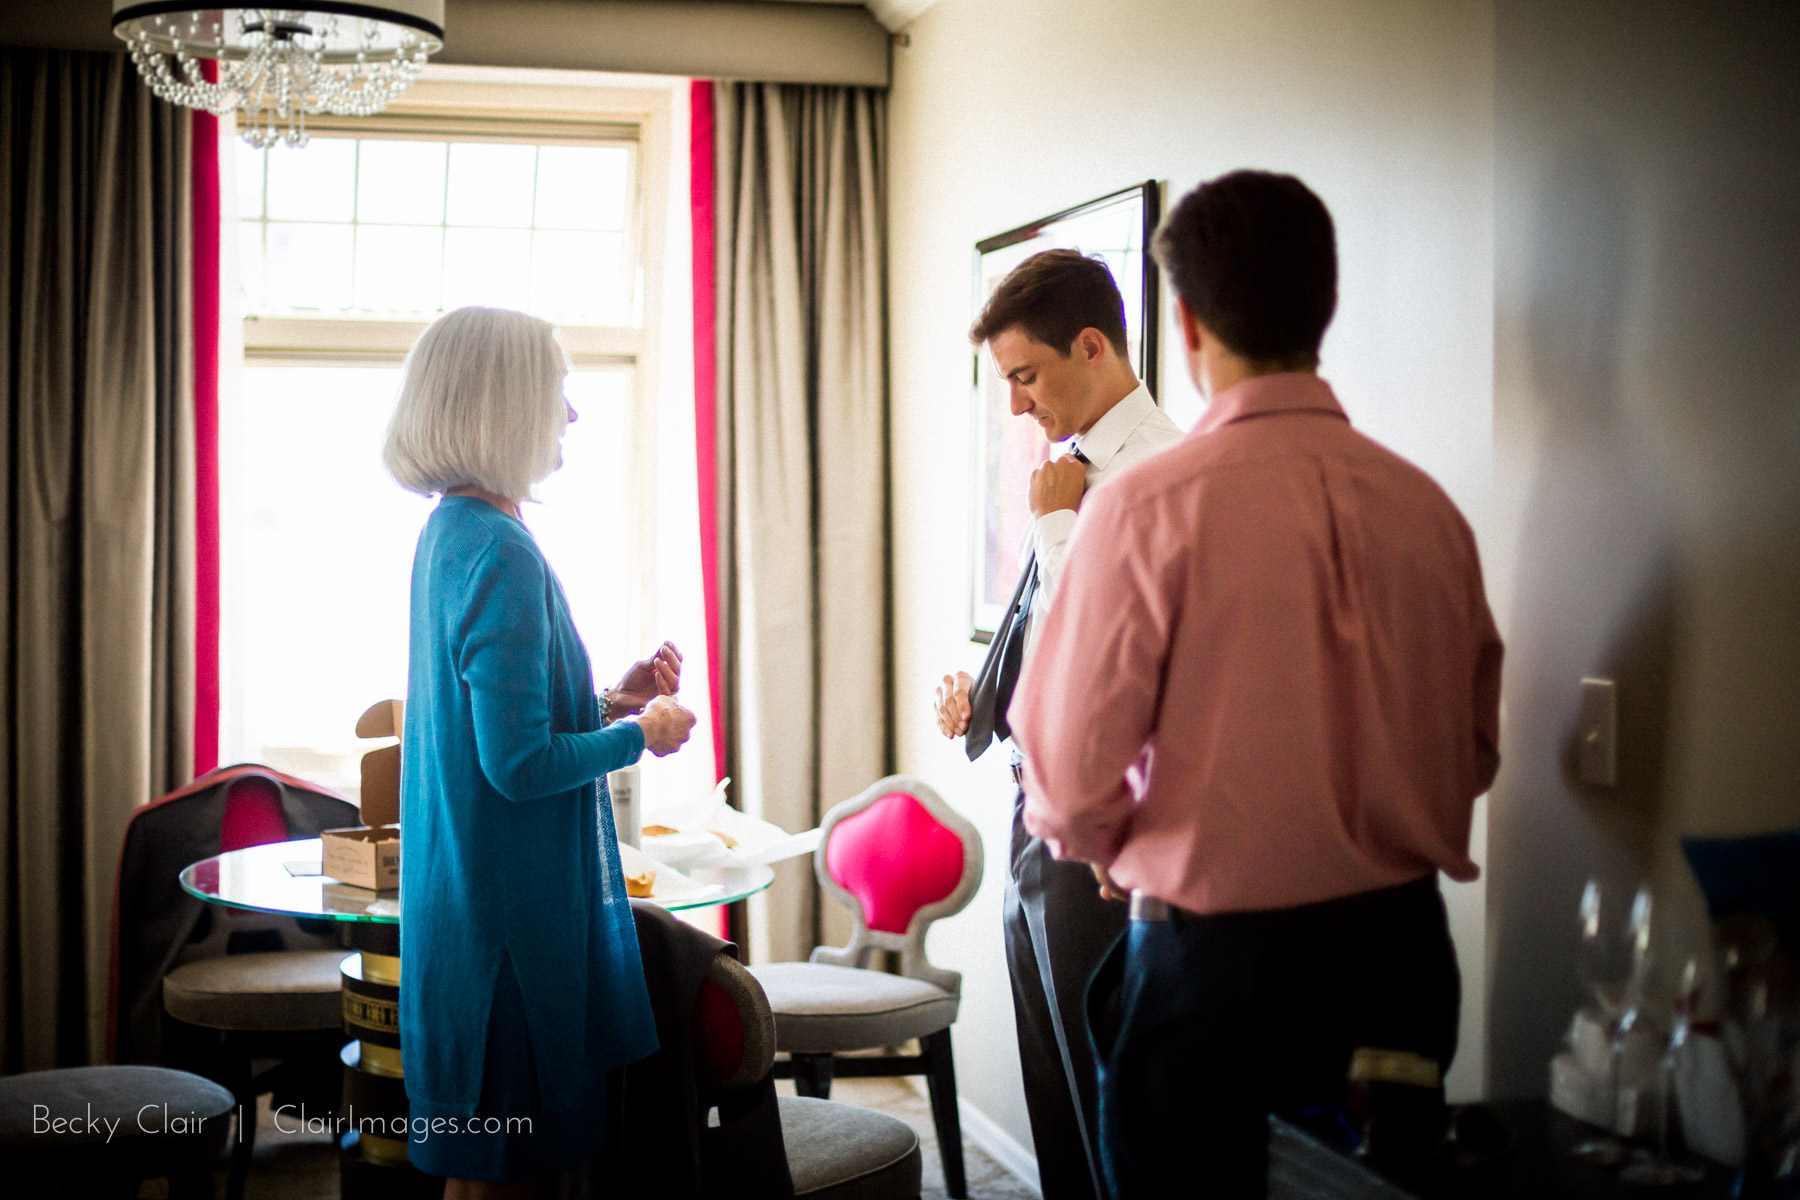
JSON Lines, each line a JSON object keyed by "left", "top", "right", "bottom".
{"left": 399, "top": 496, "right": 657, "bottom": 1118}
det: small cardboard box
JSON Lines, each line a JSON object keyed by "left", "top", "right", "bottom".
{"left": 321, "top": 823, "right": 400, "bottom": 890}
{"left": 317, "top": 698, "right": 405, "bottom": 890}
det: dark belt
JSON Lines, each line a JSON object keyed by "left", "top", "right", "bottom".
{"left": 1130, "top": 874, "right": 1441, "bottom": 924}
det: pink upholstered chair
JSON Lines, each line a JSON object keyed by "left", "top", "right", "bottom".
{"left": 747, "top": 775, "right": 983, "bottom": 1198}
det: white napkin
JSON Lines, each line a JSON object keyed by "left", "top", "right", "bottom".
{"left": 638, "top": 777, "right": 821, "bottom": 868}
{"left": 616, "top": 841, "right": 723, "bottom": 905}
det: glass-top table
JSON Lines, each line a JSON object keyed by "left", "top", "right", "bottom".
{"left": 177, "top": 836, "right": 773, "bottom": 1194}
{"left": 178, "top": 837, "right": 776, "bottom": 921}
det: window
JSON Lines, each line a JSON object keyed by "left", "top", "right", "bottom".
{"left": 236, "top": 137, "right": 637, "bottom": 323}
{"left": 218, "top": 71, "right": 712, "bottom": 813}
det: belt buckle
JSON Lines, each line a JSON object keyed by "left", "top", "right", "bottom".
{"left": 1129, "top": 891, "right": 1171, "bottom": 922}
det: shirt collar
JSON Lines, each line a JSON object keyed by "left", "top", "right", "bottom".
{"left": 1194, "top": 372, "right": 1348, "bottom": 435}
{"left": 1070, "top": 382, "right": 1157, "bottom": 469}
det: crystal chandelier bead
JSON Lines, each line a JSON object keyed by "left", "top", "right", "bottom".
{"left": 111, "top": 3, "right": 444, "bottom": 148}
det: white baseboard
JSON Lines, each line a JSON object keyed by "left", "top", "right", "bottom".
{"left": 906, "top": 1077, "right": 1041, "bottom": 1196}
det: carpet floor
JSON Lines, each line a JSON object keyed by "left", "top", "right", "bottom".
{"left": 137, "top": 1077, "right": 1041, "bottom": 1199}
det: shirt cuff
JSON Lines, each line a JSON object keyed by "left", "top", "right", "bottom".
{"left": 1034, "top": 507, "right": 1077, "bottom": 555}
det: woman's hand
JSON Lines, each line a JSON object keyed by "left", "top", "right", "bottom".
{"left": 608, "top": 641, "right": 683, "bottom": 716}
{"left": 634, "top": 696, "right": 696, "bottom": 757}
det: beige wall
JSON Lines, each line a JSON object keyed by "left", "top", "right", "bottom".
{"left": 888, "top": 0, "right": 1498, "bottom": 1155}
{"left": 1487, "top": 0, "right": 1800, "bottom": 1097}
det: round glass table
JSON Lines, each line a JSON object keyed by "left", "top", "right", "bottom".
{"left": 178, "top": 837, "right": 776, "bottom": 918}
{"left": 178, "top": 838, "right": 772, "bottom": 1196}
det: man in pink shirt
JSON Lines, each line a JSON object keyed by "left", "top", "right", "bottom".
{"left": 1010, "top": 171, "right": 1502, "bottom": 1198}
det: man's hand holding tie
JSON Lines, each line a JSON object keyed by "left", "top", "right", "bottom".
{"left": 1028, "top": 453, "right": 1088, "bottom": 517}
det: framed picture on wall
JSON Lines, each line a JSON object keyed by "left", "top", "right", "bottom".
{"left": 969, "top": 181, "right": 1161, "bottom": 642}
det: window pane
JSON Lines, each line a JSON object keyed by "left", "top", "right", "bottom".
{"left": 265, "top": 138, "right": 355, "bottom": 222}
{"left": 530, "top": 231, "right": 623, "bottom": 323}
{"left": 446, "top": 144, "right": 537, "bottom": 227}
{"left": 266, "top": 223, "right": 354, "bottom": 311}
{"left": 238, "top": 223, "right": 264, "bottom": 310}
{"left": 236, "top": 147, "right": 264, "bottom": 220}
{"left": 443, "top": 227, "right": 531, "bottom": 311}
{"left": 531, "top": 369, "right": 636, "bottom": 679}
{"left": 357, "top": 140, "right": 447, "bottom": 225}
{"left": 229, "top": 365, "right": 429, "bottom": 789}
{"left": 355, "top": 225, "right": 443, "bottom": 313}
{"left": 535, "top": 145, "right": 630, "bottom": 231}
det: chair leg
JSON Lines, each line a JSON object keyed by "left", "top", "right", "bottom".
{"left": 922, "top": 1029, "right": 967, "bottom": 1199}
{"left": 790, "top": 1052, "right": 835, "bottom": 1100}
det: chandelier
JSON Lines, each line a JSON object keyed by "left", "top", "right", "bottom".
{"left": 111, "top": 3, "right": 446, "bottom": 149}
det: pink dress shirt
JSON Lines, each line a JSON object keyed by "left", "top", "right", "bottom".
{"left": 1011, "top": 373, "right": 1502, "bottom": 916}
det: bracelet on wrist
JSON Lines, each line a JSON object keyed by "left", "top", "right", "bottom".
{"left": 599, "top": 690, "right": 614, "bottom": 725}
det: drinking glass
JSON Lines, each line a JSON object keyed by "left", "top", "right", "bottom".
{"left": 1716, "top": 913, "right": 1797, "bottom": 1197}
{"left": 1621, "top": 954, "right": 1707, "bottom": 1186}
{"left": 1568, "top": 877, "right": 1633, "bottom": 1162}
{"left": 1609, "top": 889, "right": 1657, "bottom": 1131}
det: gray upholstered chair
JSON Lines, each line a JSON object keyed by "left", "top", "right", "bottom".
{"left": 111, "top": 765, "right": 356, "bottom": 1200}
{"left": 0, "top": 1065, "right": 234, "bottom": 1198}
{"left": 701, "top": 951, "right": 923, "bottom": 1198}
{"left": 748, "top": 775, "right": 982, "bottom": 1198}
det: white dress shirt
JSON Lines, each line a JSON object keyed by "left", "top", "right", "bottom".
{"left": 1023, "top": 382, "right": 1183, "bottom": 654}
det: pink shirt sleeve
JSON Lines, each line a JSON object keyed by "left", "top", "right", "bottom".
{"left": 1010, "top": 484, "right": 1170, "bottom": 865}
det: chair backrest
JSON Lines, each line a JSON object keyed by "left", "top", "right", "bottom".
{"left": 677, "top": 935, "right": 792, "bottom": 1198}
{"left": 695, "top": 953, "right": 778, "bottom": 1104}
{"left": 218, "top": 774, "right": 291, "bottom": 852}
{"left": 108, "top": 764, "right": 358, "bottom": 1064}
{"left": 811, "top": 775, "right": 982, "bottom": 994}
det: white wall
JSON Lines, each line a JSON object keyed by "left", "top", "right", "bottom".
{"left": 888, "top": 0, "right": 1498, "bottom": 1156}
{"left": 1486, "top": 0, "right": 1800, "bottom": 1097}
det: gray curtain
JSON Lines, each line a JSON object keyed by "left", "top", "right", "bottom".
{"left": 1, "top": 48, "right": 196, "bottom": 1070}
{"left": 714, "top": 83, "right": 890, "bottom": 964}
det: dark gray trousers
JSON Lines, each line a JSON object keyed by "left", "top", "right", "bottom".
{"left": 1003, "top": 788, "right": 1128, "bottom": 1200}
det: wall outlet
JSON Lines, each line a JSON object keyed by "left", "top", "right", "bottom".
{"left": 1578, "top": 678, "right": 1617, "bottom": 787}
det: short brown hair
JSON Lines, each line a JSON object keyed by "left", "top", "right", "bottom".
{"left": 1152, "top": 171, "right": 1337, "bottom": 369}
{"left": 969, "top": 248, "right": 1130, "bottom": 359}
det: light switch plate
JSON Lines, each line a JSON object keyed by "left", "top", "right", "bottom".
{"left": 1578, "top": 678, "right": 1617, "bottom": 787}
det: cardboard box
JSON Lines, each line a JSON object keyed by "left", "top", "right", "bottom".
{"left": 354, "top": 698, "right": 404, "bottom": 827}
{"left": 321, "top": 823, "right": 400, "bottom": 890}
{"left": 317, "top": 698, "right": 405, "bottom": 890}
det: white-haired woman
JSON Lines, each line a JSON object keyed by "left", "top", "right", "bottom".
{"left": 384, "top": 306, "right": 695, "bottom": 1198}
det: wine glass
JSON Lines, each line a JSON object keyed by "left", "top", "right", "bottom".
{"left": 1717, "top": 913, "right": 1795, "bottom": 1196}
{"left": 1577, "top": 878, "right": 1631, "bottom": 1021}
{"left": 1568, "top": 877, "right": 1633, "bottom": 1162}
{"left": 1621, "top": 954, "right": 1707, "bottom": 1186}
{"left": 1609, "top": 888, "right": 1658, "bottom": 1131}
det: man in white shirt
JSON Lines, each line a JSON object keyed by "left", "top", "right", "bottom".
{"left": 934, "top": 248, "right": 1182, "bottom": 1200}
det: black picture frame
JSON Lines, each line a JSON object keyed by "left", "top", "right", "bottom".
{"left": 968, "top": 181, "right": 1161, "bottom": 642}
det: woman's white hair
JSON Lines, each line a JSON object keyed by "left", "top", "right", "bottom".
{"left": 383, "top": 306, "right": 570, "bottom": 500}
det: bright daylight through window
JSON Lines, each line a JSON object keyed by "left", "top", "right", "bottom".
{"left": 219, "top": 75, "right": 708, "bottom": 810}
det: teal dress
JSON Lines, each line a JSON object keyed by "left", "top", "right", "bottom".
{"left": 398, "top": 496, "right": 658, "bottom": 1181}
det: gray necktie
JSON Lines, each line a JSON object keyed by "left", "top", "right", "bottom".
{"left": 964, "top": 443, "right": 1088, "bottom": 759}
